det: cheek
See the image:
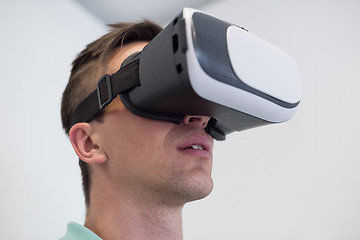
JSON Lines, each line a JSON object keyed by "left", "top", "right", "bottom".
{"left": 102, "top": 115, "right": 176, "bottom": 163}
{"left": 110, "top": 120, "right": 177, "bottom": 183}
{"left": 128, "top": 121, "right": 180, "bottom": 176}
{"left": 133, "top": 122, "right": 174, "bottom": 159}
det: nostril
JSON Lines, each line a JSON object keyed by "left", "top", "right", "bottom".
{"left": 188, "top": 117, "right": 199, "bottom": 123}
{"left": 183, "top": 115, "right": 210, "bottom": 128}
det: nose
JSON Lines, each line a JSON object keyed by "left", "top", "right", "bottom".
{"left": 182, "top": 115, "right": 211, "bottom": 129}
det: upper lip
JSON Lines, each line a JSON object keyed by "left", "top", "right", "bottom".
{"left": 177, "top": 134, "right": 213, "bottom": 152}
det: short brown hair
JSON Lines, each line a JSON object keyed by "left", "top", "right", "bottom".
{"left": 61, "top": 21, "right": 162, "bottom": 207}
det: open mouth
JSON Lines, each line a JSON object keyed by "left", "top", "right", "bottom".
{"left": 183, "top": 144, "right": 204, "bottom": 150}
{"left": 177, "top": 135, "right": 213, "bottom": 159}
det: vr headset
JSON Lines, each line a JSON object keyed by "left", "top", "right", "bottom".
{"left": 71, "top": 8, "right": 302, "bottom": 140}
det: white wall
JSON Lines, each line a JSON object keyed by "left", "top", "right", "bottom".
{"left": 0, "top": 1, "right": 106, "bottom": 239}
{"left": 1, "top": 0, "right": 359, "bottom": 239}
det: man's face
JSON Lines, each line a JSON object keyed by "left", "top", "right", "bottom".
{"left": 90, "top": 42, "right": 214, "bottom": 206}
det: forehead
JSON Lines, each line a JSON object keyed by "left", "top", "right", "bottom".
{"left": 106, "top": 41, "right": 149, "bottom": 75}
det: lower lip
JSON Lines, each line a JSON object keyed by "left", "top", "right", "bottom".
{"left": 177, "top": 148, "right": 212, "bottom": 159}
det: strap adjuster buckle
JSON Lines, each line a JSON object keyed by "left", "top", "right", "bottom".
{"left": 97, "top": 74, "right": 112, "bottom": 110}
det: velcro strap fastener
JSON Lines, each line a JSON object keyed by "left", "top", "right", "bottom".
{"left": 97, "top": 74, "right": 112, "bottom": 110}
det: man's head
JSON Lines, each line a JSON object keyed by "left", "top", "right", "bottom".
{"left": 61, "top": 21, "right": 214, "bottom": 208}
{"left": 61, "top": 21, "right": 162, "bottom": 206}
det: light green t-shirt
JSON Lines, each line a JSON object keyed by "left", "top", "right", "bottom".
{"left": 60, "top": 222, "right": 102, "bottom": 240}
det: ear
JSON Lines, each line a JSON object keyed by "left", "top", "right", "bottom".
{"left": 69, "top": 123, "right": 107, "bottom": 164}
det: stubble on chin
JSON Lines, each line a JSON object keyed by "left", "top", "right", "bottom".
{"left": 154, "top": 167, "right": 214, "bottom": 207}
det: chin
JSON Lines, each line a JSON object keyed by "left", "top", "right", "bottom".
{"left": 163, "top": 167, "right": 214, "bottom": 205}
{"left": 182, "top": 175, "right": 214, "bottom": 202}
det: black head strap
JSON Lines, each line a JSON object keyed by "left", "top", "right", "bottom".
{"left": 70, "top": 52, "right": 142, "bottom": 126}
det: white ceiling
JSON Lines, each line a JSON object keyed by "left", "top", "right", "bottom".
{"left": 74, "top": 0, "right": 218, "bottom": 25}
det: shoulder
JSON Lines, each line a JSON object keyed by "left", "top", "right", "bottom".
{"left": 59, "top": 222, "right": 102, "bottom": 240}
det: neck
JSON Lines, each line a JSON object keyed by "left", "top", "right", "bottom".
{"left": 84, "top": 176, "right": 184, "bottom": 240}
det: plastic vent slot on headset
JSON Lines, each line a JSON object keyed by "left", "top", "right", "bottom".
{"left": 176, "top": 63, "right": 183, "bottom": 74}
{"left": 173, "top": 17, "right": 178, "bottom": 25}
{"left": 172, "top": 34, "right": 179, "bottom": 53}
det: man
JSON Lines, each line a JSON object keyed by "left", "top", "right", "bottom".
{"left": 60, "top": 21, "right": 214, "bottom": 240}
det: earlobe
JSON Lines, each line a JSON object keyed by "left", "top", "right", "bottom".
{"left": 69, "top": 123, "right": 107, "bottom": 164}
